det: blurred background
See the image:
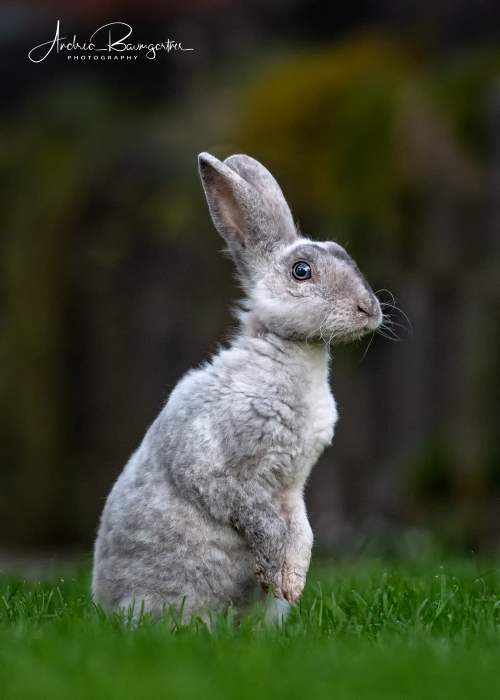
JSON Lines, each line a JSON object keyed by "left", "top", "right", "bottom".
{"left": 1, "top": 0, "right": 500, "bottom": 562}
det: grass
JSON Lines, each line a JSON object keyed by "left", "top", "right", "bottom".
{"left": 3, "top": 555, "right": 500, "bottom": 698}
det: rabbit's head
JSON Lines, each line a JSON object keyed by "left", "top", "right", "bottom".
{"left": 199, "top": 152, "right": 382, "bottom": 344}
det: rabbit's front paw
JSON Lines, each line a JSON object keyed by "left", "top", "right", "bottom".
{"left": 254, "top": 561, "right": 283, "bottom": 599}
{"left": 281, "top": 564, "right": 306, "bottom": 605}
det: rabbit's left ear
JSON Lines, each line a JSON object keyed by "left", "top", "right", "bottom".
{"left": 198, "top": 153, "right": 297, "bottom": 281}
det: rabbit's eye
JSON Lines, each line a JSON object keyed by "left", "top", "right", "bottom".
{"left": 292, "top": 261, "right": 312, "bottom": 281}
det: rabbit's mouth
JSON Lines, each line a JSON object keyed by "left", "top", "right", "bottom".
{"left": 329, "top": 324, "right": 375, "bottom": 344}
{"left": 324, "top": 305, "right": 382, "bottom": 344}
{"left": 315, "top": 309, "right": 382, "bottom": 345}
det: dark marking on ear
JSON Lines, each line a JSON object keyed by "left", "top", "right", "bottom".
{"left": 288, "top": 243, "right": 325, "bottom": 259}
{"left": 301, "top": 243, "right": 324, "bottom": 254}
{"left": 326, "top": 242, "right": 352, "bottom": 263}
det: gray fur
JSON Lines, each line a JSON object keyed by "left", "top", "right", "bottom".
{"left": 92, "top": 152, "right": 382, "bottom": 619}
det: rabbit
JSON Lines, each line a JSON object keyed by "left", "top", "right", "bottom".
{"left": 92, "top": 152, "right": 382, "bottom": 621}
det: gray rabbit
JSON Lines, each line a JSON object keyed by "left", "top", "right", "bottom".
{"left": 92, "top": 152, "right": 382, "bottom": 620}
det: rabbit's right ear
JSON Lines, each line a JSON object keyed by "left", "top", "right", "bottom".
{"left": 198, "top": 152, "right": 297, "bottom": 282}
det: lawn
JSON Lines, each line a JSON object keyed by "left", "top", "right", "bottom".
{"left": 2, "top": 555, "right": 500, "bottom": 699}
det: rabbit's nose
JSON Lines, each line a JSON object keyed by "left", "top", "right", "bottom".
{"left": 356, "top": 295, "right": 382, "bottom": 326}
{"left": 357, "top": 303, "right": 371, "bottom": 315}
{"left": 357, "top": 297, "right": 377, "bottom": 316}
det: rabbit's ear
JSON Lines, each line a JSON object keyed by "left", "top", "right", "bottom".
{"left": 198, "top": 152, "right": 297, "bottom": 280}
{"left": 223, "top": 154, "right": 296, "bottom": 244}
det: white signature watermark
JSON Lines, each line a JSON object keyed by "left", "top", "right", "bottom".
{"left": 29, "top": 21, "right": 193, "bottom": 62}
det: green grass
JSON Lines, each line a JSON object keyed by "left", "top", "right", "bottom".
{"left": 3, "top": 556, "right": 500, "bottom": 698}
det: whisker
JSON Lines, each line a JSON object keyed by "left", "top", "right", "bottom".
{"left": 318, "top": 313, "right": 330, "bottom": 343}
{"left": 305, "top": 311, "right": 331, "bottom": 348}
{"left": 359, "top": 331, "right": 376, "bottom": 362}
{"left": 381, "top": 328, "right": 401, "bottom": 341}
{"left": 376, "top": 321, "right": 401, "bottom": 340}
{"left": 381, "top": 304, "right": 411, "bottom": 328}
{"left": 382, "top": 319, "right": 408, "bottom": 333}
{"left": 375, "top": 288, "right": 396, "bottom": 306}
{"left": 375, "top": 289, "right": 413, "bottom": 335}
{"left": 379, "top": 321, "right": 401, "bottom": 339}
{"left": 391, "top": 305, "right": 413, "bottom": 335}
{"left": 376, "top": 330, "right": 399, "bottom": 341}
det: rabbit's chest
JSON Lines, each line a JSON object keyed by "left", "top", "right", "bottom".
{"left": 256, "top": 379, "right": 337, "bottom": 490}
{"left": 294, "top": 380, "right": 337, "bottom": 479}
{"left": 232, "top": 342, "right": 337, "bottom": 489}
{"left": 304, "top": 382, "right": 337, "bottom": 452}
